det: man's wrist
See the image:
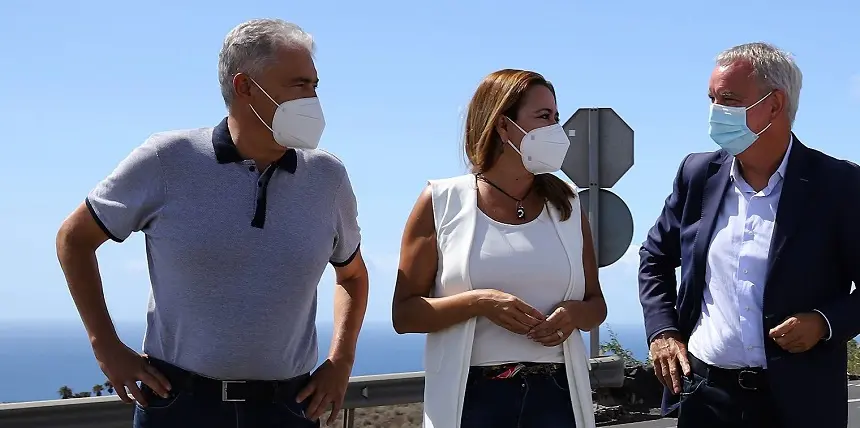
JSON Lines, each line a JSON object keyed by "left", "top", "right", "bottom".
{"left": 812, "top": 309, "right": 832, "bottom": 341}
{"left": 328, "top": 349, "right": 356, "bottom": 365}
{"left": 88, "top": 325, "right": 121, "bottom": 348}
{"left": 651, "top": 329, "right": 682, "bottom": 344}
{"left": 90, "top": 333, "right": 123, "bottom": 357}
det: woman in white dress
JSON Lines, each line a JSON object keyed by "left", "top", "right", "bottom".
{"left": 392, "top": 69, "right": 607, "bottom": 428}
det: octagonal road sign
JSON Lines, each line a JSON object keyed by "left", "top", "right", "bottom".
{"left": 561, "top": 108, "right": 634, "bottom": 189}
{"left": 578, "top": 188, "right": 634, "bottom": 268}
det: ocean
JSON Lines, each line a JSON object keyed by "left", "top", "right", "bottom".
{"left": 0, "top": 320, "right": 647, "bottom": 404}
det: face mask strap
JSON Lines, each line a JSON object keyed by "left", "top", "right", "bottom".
{"left": 248, "top": 77, "right": 280, "bottom": 107}
{"left": 504, "top": 116, "right": 528, "bottom": 135}
{"left": 246, "top": 76, "right": 280, "bottom": 133}
{"left": 503, "top": 116, "right": 529, "bottom": 155}
{"left": 745, "top": 90, "right": 774, "bottom": 111}
{"left": 755, "top": 122, "right": 773, "bottom": 136}
{"left": 506, "top": 139, "right": 522, "bottom": 156}
{"left": 747, "top": 91, "right": 774, "bottom": 136}
{"left": 249, "top": 104, "right": 274, "bottom": 133}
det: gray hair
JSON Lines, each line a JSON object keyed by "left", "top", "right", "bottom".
{"left": 716, "top": 42, "right": 803, "bottom": 125}
{"left": 218, "top": 19, "right": 315, "bottom": 108}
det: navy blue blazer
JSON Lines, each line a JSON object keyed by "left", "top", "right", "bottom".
{"left": 638, "top": 136, "right": 860, "bottom": 428}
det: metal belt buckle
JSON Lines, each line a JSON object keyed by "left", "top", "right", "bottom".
{"left": 737, "top": 370, "right": 758, "bottom": 391}
{"left": 222, "top": 380, "right": 246, "bottom": 402}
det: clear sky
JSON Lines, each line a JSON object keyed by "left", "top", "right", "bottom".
{"left": 1, "top": 0, "right": 857, "bottom": 328}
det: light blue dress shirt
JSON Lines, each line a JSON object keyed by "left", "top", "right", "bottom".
{"left": 686, "top": 138, "right": 831, "bottom": 369}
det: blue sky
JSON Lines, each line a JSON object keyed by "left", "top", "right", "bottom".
{"left": 1, "top": 0, "right": 857, "bottom": 329}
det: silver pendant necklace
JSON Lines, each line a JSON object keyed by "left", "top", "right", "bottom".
{"left": 476, "top": 174, "right": 533, "bottom": 220}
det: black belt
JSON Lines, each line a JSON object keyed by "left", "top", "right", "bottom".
{"left": 688, "top": 354, "right": 768, "bottom": 392}
{"left": 146, "top": 357, "right": 310, "bottom": 403}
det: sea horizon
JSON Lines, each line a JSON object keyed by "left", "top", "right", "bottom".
{"left": 0, "top": 319, "right": 648, "bottom": 403}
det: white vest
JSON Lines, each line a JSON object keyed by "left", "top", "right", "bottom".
{"left": 422, "top": 174, "right": 596, "bottom": 428}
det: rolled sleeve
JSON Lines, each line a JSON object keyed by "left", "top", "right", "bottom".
{"left": 86, "top": 140, "right": 165, "bottom": 242}
{"left": 329, "top": 169, "right": 361, "bottom": 267}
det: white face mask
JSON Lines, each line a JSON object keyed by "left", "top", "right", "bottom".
{"left": 505, "top": 117, "right": 570, "bottom": 175}
{"left": 248, "top": 78, "right": 326, "bottom": 150}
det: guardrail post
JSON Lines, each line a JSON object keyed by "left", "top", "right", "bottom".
{"left": 343, "top": 408, "right": 355, "bottom": 428}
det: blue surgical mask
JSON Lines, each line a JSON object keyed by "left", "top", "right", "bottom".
{"left": 708, "top": 91, "right": 773, "bottom": 156}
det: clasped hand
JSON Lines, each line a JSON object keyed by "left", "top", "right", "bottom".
{"left": 478, "top": 289, "right": 579, "bottom": 347}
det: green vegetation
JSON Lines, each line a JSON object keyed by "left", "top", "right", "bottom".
{"left": 848, "top": 338, "right": 860, "bottom": 375}
{"left": 57, "top": 381, "right": 114, "bottom": 399}
{"left": 599, "top": 326, "right": 646, "bottom": 367}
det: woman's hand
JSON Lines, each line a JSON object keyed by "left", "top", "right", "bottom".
{"left": 527, "top": 302, "right": 579, "bottom": 346}
{"left": 476, "top": 289, "right": 546, "bottom": 335}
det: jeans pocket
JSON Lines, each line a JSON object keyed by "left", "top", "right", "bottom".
{"left": 548, "top": 371, "right": 570, "bottom": 392}
{"left": 134, "top": 384, "right": 185, "bottom": 411}
{"left": 680, "top": 373, "right": 705, "bottom": 398}
{"left": 277, "top": 397, "right": 316, "bottom": 423}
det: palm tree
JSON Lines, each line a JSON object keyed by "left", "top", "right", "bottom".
{"left": 104, "top": 380, "right": 115, "bottom": 394}
{"left": 58, "top": 385, "right": 74, "bottom": 399}
{"left": 92, "top": 384, "right": 104, "bottom": 396}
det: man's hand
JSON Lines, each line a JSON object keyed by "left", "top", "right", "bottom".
{"left": 769, "top": 312, "right": 828, "bottom": 353}
{"left": 528, "top": 302, "right": 578, "bottom": 347}
{"left": 297, "top": 357, "right": 353, "bottom": 425}
{"left": 93, "top": 339, "right": 171, "bottom": 407}
{"left": 649, "top": 332, "right": 691, "bottom": 395}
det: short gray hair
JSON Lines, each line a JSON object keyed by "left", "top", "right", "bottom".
{"left": 218, "top": 19, "right": 315, "bottom": 108}
{"left": 716, "top": 42, "right": 803, "bottom": 125}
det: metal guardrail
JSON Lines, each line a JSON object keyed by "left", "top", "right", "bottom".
{"left": 0, "top": 356, "right": 625, "bottom": 428}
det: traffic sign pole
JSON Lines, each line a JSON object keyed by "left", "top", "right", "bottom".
{"left": 561, "top": 107, "right": 635, "bottom": 359}
{"left": 587, "top": 109, "right": 601, "bottom": 359}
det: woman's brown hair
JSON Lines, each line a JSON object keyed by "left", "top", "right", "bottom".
{"left": 463, "top": 69, "right": 576, "bottom": 221}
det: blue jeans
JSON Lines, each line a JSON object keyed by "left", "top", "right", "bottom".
{"left": 132, "top": 368, "right": 319, "bottom": 428}
{"left": 460, "top": 365, "right": 577, "bottom": 428}
{"left": 677, "top": 372, "right": 781, "bottom": 428}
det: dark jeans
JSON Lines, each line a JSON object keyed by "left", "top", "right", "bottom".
{"left": 460, "top": 365, "right": 577, "bottom": 428}
{"left": 678, "top": 362, "right": 782, "bottom": 428}
{"left": 132, "top": 360, "right": 319, "bottom": 428}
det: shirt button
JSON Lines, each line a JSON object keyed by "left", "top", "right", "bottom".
{"left": 745, "top": 307, "right": 750, "bottom": 311}
{"left": 743, "top": 269, "right": 749, "bottom": 274}
{"left": 249, "top": 166, "right": 256, "bottom": 172}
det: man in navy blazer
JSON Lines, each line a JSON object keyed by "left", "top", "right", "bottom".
{"left": 638, "top": 42, "right": 860, "bottom": 428}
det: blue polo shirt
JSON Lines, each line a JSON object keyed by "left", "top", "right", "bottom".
{"left": 86, "top": 118, "right": 361, "bottom": 380}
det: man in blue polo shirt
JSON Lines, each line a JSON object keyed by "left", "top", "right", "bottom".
{"left": 56, "top": 18, "right": 369, "bottom": 428}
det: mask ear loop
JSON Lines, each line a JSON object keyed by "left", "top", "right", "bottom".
{"left": 247, "top": 76, "right": 281, "bottom": 132}
{"left": 504, "top": 116, "right": 529, "bottom": 155}
{"left": 747, "top": 91, "right": 774, "bottom": 136}
{"left": 745, "top": 91, "right": 773, "bottom": 111}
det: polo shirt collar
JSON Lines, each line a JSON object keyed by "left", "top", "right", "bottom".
{"left": 212, "top": 117, "right": 297, "bottom": 173}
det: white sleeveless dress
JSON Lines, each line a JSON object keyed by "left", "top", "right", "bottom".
{"left": 421, "top": 174, "right": 597, "bottom": 428}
